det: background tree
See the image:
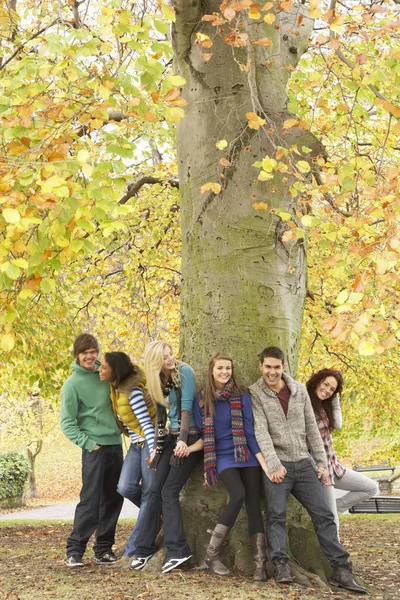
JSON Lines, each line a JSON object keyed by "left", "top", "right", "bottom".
{"left": 0, "top": 0, "right": 399, "bottom": 582}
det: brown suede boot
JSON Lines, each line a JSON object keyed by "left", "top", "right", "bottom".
{"left": 329, "top": 562, "right": 367, "bottom": 594}
{"left": 205, "top": 524, "right": 231, "bottom": 576}
{"left": 251, "top": 533, "right": 267, "bottom": 581}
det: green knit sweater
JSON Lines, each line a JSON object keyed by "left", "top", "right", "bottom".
{"left": 60, "top": 360, "right": 122, "bottom": 451}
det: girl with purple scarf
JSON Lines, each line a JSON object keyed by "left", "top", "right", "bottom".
{"left": 188, "top": 353, "right": 269, "bottom": 580}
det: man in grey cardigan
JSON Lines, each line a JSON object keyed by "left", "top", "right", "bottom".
{"left": 250, "top": 346, "right": 366, "bottom": 593}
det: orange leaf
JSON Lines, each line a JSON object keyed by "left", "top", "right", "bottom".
{"left": 255, "top": 37, "right": 273, "bottom": 46}
{"left": 253, "top": 202, "right": 268, "bottom": 210}
{"left": 143, "top": 111, "right": 158, "bottom": 123}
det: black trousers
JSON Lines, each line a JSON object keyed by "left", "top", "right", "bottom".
{"left": 218, "top": 466, "right": 264, "bottom": 535}
{"left": 134, "top": 433, "right": 202, "bottom": 560}
{"left": 66, "top": 444, "right": 123, "bottom": 558}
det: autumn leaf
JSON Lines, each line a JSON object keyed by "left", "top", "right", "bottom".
{"left": 246, "top": 112, "right": 266, "bottom": 130}
{"left": 200, "top": 182, "right": 222, "bottom": 194}
{"left": 216, "top": 139, "right": 228, "bottom": 150}
{"left": 253, "top": 202, "right": 268, "bottom": 210}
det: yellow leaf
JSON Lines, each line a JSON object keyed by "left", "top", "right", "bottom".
{"left": 297, "top": 160, "right": 311, "bottom": 173}
{"left": 336, "top": 290, "right": 349, "bottom": 305}
{"left": 144, "top": 111, "right": 158, "bottom": 123}
{"left": 216, "top": 139, "right": 228, "bottom": 150}
{"left": 261, "top": 2, "right": 273, "bottom": 9}
{"left": 210, "top": 182, "right": 221, "bottom": 194}
{"left": 200, "top": 182, "right": 221, "bottom": 194}
{"left": 258, "top": 171, "right": 273, "bottom": 181}
{"left": 283, "top": 118, "right": 298, "bottom": 129}
{"left": 161, "top": 3, "right": 176, "bottom": 22}
{"left": 0, "top": 333, "right": 15, "bottom": 352}
{"left": 246, "top": 112, "right": 266, "bottom": 130}
{"left": 168, "top": 75, "right": 186, "bottom": 87}
{"left": 358, "top": 340, "right": 376, "bottom": 356}
{"left": 77, "top": 149, "right": 90, "bottom": 163}
{"left": 164, "top": 106, "right": 185, "bottom": 124}
{"left": 249, "top": 7, "right": 261, "bottom": 19}
{"left": 2, "top": 208, "right": 20, "bottom": 223}
{"left": 18, "top": 288, "right": 34, "bottom": 301}
{"left": 264, "top": 13, "right": 276, "bottom": 24}
{"left": 253, "top": 202, "right": 268, "bottom": 210}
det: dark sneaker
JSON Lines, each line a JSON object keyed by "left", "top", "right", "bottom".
{"left": 66, "top": 555, "right": 84, "bottom": 567}
{"left": 275, "top": 562, "right": 293, "bottom": 584}
{"left": 161, "top": 555, "right": 192, "bottom": 573}
{"left": 329, "top": 562, "right": 367, "bottom": 594}
{"left": 95, "top": 551, "right": 118, "bottom": 564}
{"left": 130, "top": 554, "right": 155, "bottom": 570}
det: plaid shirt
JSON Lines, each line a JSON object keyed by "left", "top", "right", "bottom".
{"left": 316, "top": 408, "right": 346, "bottom": 485}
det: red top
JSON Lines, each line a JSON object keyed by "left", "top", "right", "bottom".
{"left": 275, "top": 384, "right": 290, "bottom": 416}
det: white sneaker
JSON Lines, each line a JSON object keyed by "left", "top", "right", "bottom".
{"left": 130, "top": 554, "right": 154, "bottom": 570}
{"left": 161, "top": 555, "right": 192, "bottom": 573}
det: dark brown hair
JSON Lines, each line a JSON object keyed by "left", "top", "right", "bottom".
{"left": 202, "top": 353, "right": 243, "bottom": 416}
{"left": 73, "top": 333, "right": 99, "bottom": 357}
{"left": 104, "top": 352, "right": 142, "bottom": 388}
{"left": 306, "top": 368, "right": 344, "bottom": 428}
{"left": 259, "top": 346, "right": 285, "bottom": 365}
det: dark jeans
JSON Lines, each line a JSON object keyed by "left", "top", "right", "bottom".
{"left": 66, "top": 444, "right": 123, "bottom": 559}
{"left": 134, "top": 433, "right": 202, "bottom": 561}
{"left": 218, "top": 466, "right": 264, "bottom": 535}
{"left": 263, "top": 459, "right": 349, "bottom": 566}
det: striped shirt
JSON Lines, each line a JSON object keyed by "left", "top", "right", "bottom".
{"left": 124, "top": 387, "right": 155, "bottom": 453}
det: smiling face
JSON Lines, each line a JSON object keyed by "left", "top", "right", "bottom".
{"left": 77, "top": 347, "right": 98, "bottom": 371}
{"left": 162, "top": 345, "right": 176, "bottom": 373}
{"left": 260, "top": 356, "right": 284, "bottom": 392}
{"left": 315, "top": 376, "right": 338, "bottom": 402}
{"left": 212, "top": 359, "right": 232, "bottom": 391}
{"left": 99, "top": 356, "right": 114, "bottom": 382}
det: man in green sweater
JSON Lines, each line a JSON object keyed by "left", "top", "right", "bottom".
{"left": 60, "top": 333, "right": 123, "bottom": 567}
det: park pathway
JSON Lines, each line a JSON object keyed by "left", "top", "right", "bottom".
{"left": 0, "top": 499, "right": 139, "bottom": 521}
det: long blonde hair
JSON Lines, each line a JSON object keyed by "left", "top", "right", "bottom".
{"left": 144, "top": 341, "right": 182, "bottom": 406}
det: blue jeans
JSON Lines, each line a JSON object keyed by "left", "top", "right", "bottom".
{"left": 134, "top": 433, "right": 202, "bottom": 561}
{"left": 67, "top": 444, "right": 123, "bottom": 559}
{"left": 117, "top": 441, "right": 154, "bottom": 557}
{"left": 263, "top": 459, "right": 349, "bottom": 566}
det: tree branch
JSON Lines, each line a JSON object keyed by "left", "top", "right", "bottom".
{"left": 119, "top": 176, "right": 179, "bottom": 205}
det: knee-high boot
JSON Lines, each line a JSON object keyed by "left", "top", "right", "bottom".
{"left": 251, "top": 532, "right": 267, "bottom": 581}
{"left": 205, "top": 524, "right": 230, "bottom": 576}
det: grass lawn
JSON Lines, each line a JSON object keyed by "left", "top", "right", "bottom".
{"left": 1, "top": 515, "right": 399, "bottom": 600}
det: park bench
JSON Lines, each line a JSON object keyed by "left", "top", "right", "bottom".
{"left": 349, "top": 496, "right": 400, "bottom": 514}
{"left": 353, "top": 461, "right": 395, "bottom": 474}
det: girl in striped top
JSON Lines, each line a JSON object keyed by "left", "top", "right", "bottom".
{"left": 99, "top": 351, "right": 156, "bottom": 558}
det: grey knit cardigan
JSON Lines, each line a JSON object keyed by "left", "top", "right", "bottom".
{"left": 249, "top": 373, "right": 327, "bottom": 474}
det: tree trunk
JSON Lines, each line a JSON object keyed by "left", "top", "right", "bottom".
{"left": 26, "top": 441, "right": 42, "bottom": 499}
{"left": 172, "top": 0, "right": 330, "bottom": 583}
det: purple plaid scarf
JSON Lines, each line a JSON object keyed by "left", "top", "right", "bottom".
{"left": 203, "top": 380, "right": 251, "bottom": 486}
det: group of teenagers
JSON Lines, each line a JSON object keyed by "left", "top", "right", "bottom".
{"left": 60, "top": 333, "right": 378, "bottom": 594}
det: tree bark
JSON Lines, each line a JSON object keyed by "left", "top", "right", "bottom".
{"left": 172, "top": 0, "right": 322, "bottom": 383}
{"left": 172, "top": 0, "right": 330, "bottom": 583}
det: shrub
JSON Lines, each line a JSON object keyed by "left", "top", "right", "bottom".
{"left": 0, "top": 451, "right": 30, "bottom": 500}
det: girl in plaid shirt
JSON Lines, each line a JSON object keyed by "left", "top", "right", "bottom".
{"left": 307, "top": 369, "right": 378, "bottom": 533}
